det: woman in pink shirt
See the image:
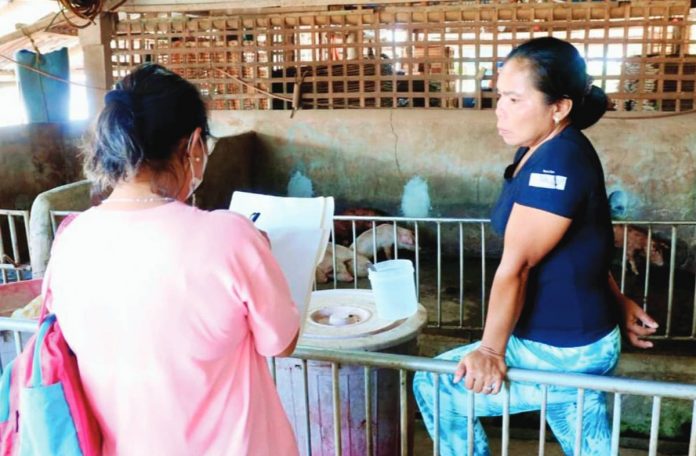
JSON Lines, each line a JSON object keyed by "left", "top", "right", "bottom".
{"left": 43, "top": 64, "right": 301, "bottom": 455}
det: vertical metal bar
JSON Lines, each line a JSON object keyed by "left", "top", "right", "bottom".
{"left": 371, "top": 221, "right": 377, "bottom": 263}
{"left": 480, "top": 223, "right": 486, "bottom": 327}
{"left": 332, "top": 362, "right": 342, "bottom": 456}
{"left": 393, "top": 222, "right": 399, "bottom": 260}
{"left": 270, "top": 357, "right": 277, "bottom": 385}
{"left": 539, "top": 385, "right": 547, "bottom": 456}
{"left": 642, "top": 228, "right": 652, "bottom": 310}
{"left": 414, "top": 222, "right": 420, "bottom": 302}
{"left": 692, "top": 268, "right": 696, "bottom": 338}
{"left": 365, "top": 367, "right": 373, "bottom": 456}
{"left": 433, "top": 374, "right": 440, "bottom": 456}
{"left": 573, "top": 388, "right": 585, "bottom": 456}
{"left": 459, "top": 222, "right": 464, "bottom": 328}
{"left": 620, "top": 224, "right": 627, "bottom": 293}
{"left": 665, "top": 226, "right": 677, "bottom": 336}
{"left": 436, "top": 222, "right": 442, "bottom": 328}
{"left": 13, "top": 331, "right": 22, "bottom": 356}
{"left": 611, "top": 393, "right": 622, "bottom": 456}
{"left": 353, "top": 221, "right": 359, "bottom": 290}
{"left": 467, "top": 391, "right": 475, "bottom": 456}
{"left": 22, "top": 212, "right": 30, "bottom": 256}
{"left": 8, "top": 215, "right": 20, "bottom": 265}
{"left": 400, "top": 369, "right": 408, "bottom": 456}
{"left": 332, "top": 225, "right": 338, "bottom": 288}
{"left": 502, "top": 383, "right": 510, "bottom": 456}
{"left": 0, "top": 216, "right": 7, "bottom": 284}
{"left": 648, "top": 396, "right": 662, "bottom": 456}
{"left": 50, "top": 212, "right": 59, "bottom": 238}
{"left": 688, "top": 400, "right": 696, "bottom": 456}
{"left": 303, "top": 359, "right": 312, "bottom": 456}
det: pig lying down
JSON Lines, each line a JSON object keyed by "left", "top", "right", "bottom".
{"left": 315, "top": 244, "right": 373, "bottom": 283}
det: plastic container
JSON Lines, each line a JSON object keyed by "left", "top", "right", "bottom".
{"left": 367, "top": 259, "right": 418, "bottom": 320}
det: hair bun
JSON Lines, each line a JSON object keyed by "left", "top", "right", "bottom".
{"left": 104, "top": 90, "right": 134, "bottom": 108}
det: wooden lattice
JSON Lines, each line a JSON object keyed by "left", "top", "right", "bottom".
{"left": 111, "top": 1, "right": 696, "bottom": 112}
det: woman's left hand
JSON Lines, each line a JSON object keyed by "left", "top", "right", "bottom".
{"left": 453, "top": 345, "right": 506, "bottom": 395}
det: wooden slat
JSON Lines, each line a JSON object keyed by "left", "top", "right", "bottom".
{"left": 110, "top": 1, "right": 695, "bottom": 112}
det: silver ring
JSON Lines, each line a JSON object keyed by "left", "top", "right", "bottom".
{"left": 484, "top": 384, "right": 495, "bottom": 391}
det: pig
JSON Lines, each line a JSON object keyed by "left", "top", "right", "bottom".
{"left": 333, "top": 207, "right": 388, "bottom": 246}
{"left": 315, "top": 244, "right": 373, "bottom": 283}
{"left": 352, "top": 223, "right": 416, "bottom": 261}
{"left": 613, "top": 224, "right": 668, "bottom": 275}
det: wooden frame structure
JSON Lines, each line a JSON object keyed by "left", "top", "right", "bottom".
{"left": 111, "top": 1, "right": 696, "bottom": 112}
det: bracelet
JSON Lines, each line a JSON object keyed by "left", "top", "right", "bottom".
{"left": 478, "top": 344, "right": 505, "bottom": 359}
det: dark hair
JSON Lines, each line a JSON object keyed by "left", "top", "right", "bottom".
{"left": 506, "top": 37, "right": 608, "bottom": 130}
{"left": 84, "top": 63, "right": 208, "bottom": 190}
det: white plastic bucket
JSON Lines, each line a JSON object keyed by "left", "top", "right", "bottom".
{"left": 367, "top": 259, "right": 418, "bottom": 320}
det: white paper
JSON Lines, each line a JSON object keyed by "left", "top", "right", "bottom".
{"left": 229, "top": 192, "right": 334, "bottom": 328}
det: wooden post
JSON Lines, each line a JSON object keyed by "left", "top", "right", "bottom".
{"left": 78, "top": 13, "right": 116, "bottom": 118}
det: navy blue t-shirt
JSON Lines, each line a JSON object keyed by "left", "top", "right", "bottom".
{"left": 490, "top": 126, "right": 617, "bottom": 347}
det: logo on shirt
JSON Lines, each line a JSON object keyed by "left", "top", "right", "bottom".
{"left": 529, "top": 172, "right": 567, "bottom": 190}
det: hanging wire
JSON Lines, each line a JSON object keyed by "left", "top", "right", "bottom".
{"left": 57, "top": 0, "right": 128, "bottom": 29}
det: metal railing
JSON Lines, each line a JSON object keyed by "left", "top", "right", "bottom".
{"left": 1, "top": 315, "right": 692, "bottom": 456}
{"left": 0, "top": 209, "right": 31, "bottom": 284}
{"left": 328, "top": 216, "right": 696, "bottom": 341}
{"left": 1, "top": 209, "right": 693, "bottom": 341}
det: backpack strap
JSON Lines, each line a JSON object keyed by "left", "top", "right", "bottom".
{"left": 29, "top": 315, "right": 57, "bottom": 388}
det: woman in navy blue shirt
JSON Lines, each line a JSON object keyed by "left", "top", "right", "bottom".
{"left": 414, "top": 37, "right": 658, "bottom": 456}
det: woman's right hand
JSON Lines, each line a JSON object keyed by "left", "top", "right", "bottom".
{"left": 620, "top": 297, "right": 658, "bottom": 348}
{"left": 454, "top": 345, "right": 506, "bottom": 395}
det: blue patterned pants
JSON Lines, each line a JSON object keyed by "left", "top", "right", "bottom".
{"left": 413, "top": 327, "right": 621, "bottom": 456}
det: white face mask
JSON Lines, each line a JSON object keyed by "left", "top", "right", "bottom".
{"left": 186, "top": 134, "right": 207, "bottom": 199}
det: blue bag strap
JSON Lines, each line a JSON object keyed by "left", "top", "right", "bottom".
{"left": 30, "top": 314, "right": 57, "bottom": 388}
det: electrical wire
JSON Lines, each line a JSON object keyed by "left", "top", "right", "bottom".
{"left": 57, "top": 0, "right": 128, "bottom": 29}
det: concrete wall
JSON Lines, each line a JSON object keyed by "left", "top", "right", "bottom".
{"left": 0, "top": 122, "right": 86, "bottom": 211}
{"left": 210, "top": 110, "right": 696, "bottom": 222}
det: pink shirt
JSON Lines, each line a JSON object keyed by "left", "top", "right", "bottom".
{"left": 44, "top": 202, "right": 300, "bottom": 455}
